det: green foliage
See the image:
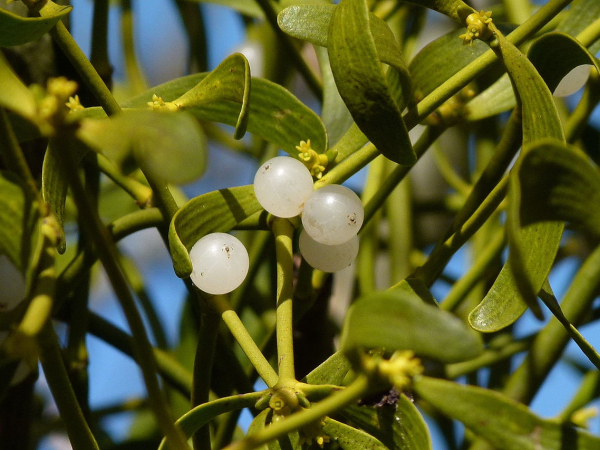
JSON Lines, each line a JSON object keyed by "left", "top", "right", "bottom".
{"left": 1, "top": 0, "right": 600, "bottom": 449}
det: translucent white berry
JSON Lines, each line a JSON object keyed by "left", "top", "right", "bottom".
{"left": 301, "top": 185, "right": 364, "bottom": 245}
{"left": 253, "top": 156, "right": 314, "bottom": 218}
{"left": 299, "top": 230, "right": 359, "bottom": 272}
{"left": 189, "top": 233, "right": 249, "bottom": 295}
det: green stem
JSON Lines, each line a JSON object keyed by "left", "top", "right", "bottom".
{"left": 37, "top": 321, "right": 99, "bottom": 450}
{"left": 96, "top": 153, "right": 152, "bottom": 206}
{"left": 441, "top": 228, "right": 505, "bottom": 312}
{"left": 272, "top": 218, "right": 296, "bottom": 383}
{"left": 191, "top": 297, "right": 221, "bottom": 450}
{"left": 208, "top": 295, "right": 278, "bottom": 388}
{"left": 503, "top": 243, "right": 600, "bottom": 404}
{"left": 224, "top": 375, "right": 370, "bottom": 450}
{"left": 557, "top": 370, "right": 600, "bottom": 422}
{"left": 254, "top": 0, "right": 323, "bottom": 100}
{"left": 576, "top": 15, "right": 600, "bottom": 48}
{"left": 317, "top": 143, "right": 378, "bottom": 188}
{"left": 121, "top": 0, "right": 148, "bottom": 94}
{"left": 48, "top": 22, "right": 121, "bottom": 116}
{"left": 503, "top": 0, "right": 531, "bottom": 24}
{"left": 90, "top": 0, "right": 112, "bottom": 89}
{"left": 53, "top": 133, "right": 189, "bottom": 450}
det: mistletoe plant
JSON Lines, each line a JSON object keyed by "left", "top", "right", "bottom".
{"left": 1, "top": 0, "right": 600, "bottom": 449}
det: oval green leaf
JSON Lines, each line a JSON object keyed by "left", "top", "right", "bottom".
{"left": 328, "top": 0, "right": 414, "bottom": 165}
{"left": 414, "top": 376, "right": 600, "bottom": 450}
{"left": 340, "top": 290, "right": 483, "bottom": 363}
{"left": 303, "top": 351, "right": 352, "bottom": 386}
{"left": 557, "top": 0, "right": 600, "bottom": 56}
{"left": 120, "top": 72, "right": 327, "bottom": 155}
{"left": 341, "top": 395, "right": 432, "bottom": 450}
{"left": 0, "top": 3, "right": 71, "bottom": 47}
{"left": 77, "top": 110, "right": 207, "bottom": 185}
{"left": 323, "top": 418, "right": 387, "bottom": 450}
{"left": 469, "top": 33, "right": 565, "bottom": 332}
{"left": 169, "top": 185, "right": 262, "bottom": 278}
{"left": 172, "top": 53, "right": 250, "bottom": 139}
{"left": 0, "top": 51, "right": 36, "bottom": 120}
{"left": 517, "top": 140, "right": 600, "bottom": 237}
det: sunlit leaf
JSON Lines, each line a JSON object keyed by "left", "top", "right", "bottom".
{"left": 341, "top": 394, "right": 432, "bottom": 450}
{"left": 0, "top": 3, "right": 71, "bottom": 47}
{"left": 168, "top": 185, "right": 261, "bottom": 278}
{"left": 469, "top": 32, "right": 565, "bottom": 332}
{"left": 414, "top": 376, "right": 600, "bottom": 450}
{"left": 328, "top": 0, "right": 414, "bottom": 165}
{"left": 340, "top": 290, "right": 482, "bottom": 363}
{"left": 170, "top": 53, "right": 250, "bottom": 139}
{"left": 77, "top": 110, "right": 207, "bottom": 185}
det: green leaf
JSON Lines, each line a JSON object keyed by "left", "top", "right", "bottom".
{"left": 341, "top": 395, "right": 432, "bottom": 450}
{"left": 322, "top": 418, "right": 387, "bottom": 450}
{"left": 279, "top": 3, "right": 414, "bottom": 113}
{"left": 158, "top": 392, "right": 263, "bottom": 450}
{"left": 168, "top": 185, "right": 262, "bottom": 278}
{"left": 409, "top": 28, "right": 490, "bottom": 102}
{"left": 171, "top": 53, "right": 250, "bottom": 139}
{"left": 469, "top": 33, "right": 565, "bottom": 332}
{"left": 77, "top": 110, "right": 207, "bottom": 185}
{"left": 0, "top": 171, "right": 41, "bottom": 290}
{"left": 516, "top": 140, "right": 600, "bottom": 237}
{"left": 528, "top": 32, "right": 600, "bottom": 93}
{"left": 108, "top": 72, "right": 327, "bottom": 155}
{"left": 413, "top": 376, "right": 600, "bottom": 450}
{"left": 247, "top": 409, "right": 270, "bottom": 450}
{"left": 0, "top": 51, "right": 36, "bottom": 120}
{"left": 41, "top": 145, "right": 67, "bottom": 254}
{"left": 0, "top": 3, "right": 71, "bottom": 47}
{"left": 340, "top": 290, "right": 483, "bottom": 363}
{"left": 303, "top": 351, "right": 352, "bottom": 386}
{"left": 557, "top": 0, "right": 600, "bottom": 55}
{"left": 328, "top": 0, "right": 414, "bottom": 165}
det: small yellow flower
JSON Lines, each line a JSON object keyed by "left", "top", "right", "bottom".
{"left": 460, "top": 10, "right": 494, "bottom": 46}
{"left": 65, "top": 95, "right": 84, "bottom": 112}
{"left": 378, "top": 350, "right": 423, "bottom": 391}
{"left": 296, "top": 139, "right": 329, "bottom": 179}
{"left": 147, "top": 94, "right": 178, "bottom": 111}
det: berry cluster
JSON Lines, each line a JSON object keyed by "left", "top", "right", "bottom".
{"left": 255, "top": 156, "right": 363, "bottom": 273}
{"left": 189, "top": 156, "right": 364, "bottom": 295}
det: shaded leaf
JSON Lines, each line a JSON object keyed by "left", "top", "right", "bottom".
{"left": 168, "top": 186, "right": 262, "bottom": 278}
{"left": 517, "top": 140, "right": 600, "bottom": 237}
{"left": 0, "top": 171, "right": 40, "bottom": 291}
{"left": 341, "top": 394, "right": 432, "bottom": 450}
{"left": 0, "top": 51, "right": 36, "bottom": 120}
{"left": 158, "top": 392, "right": 263, "bottom": 450}
{"left": 322, "top": 418, "right": 387, "bottom": 450}
{"left": 303, "top": 351, "right": 351, "bottom": 386}
{"left": 0, "top": 3, "right": 71, "bottom": 47}
{"left": 340, "top": 290, "right": 483, "bottom": 363}
{"left": 414, "top": 376, "right": 600, "bottom": 450}
{"left": 556, "top": 0, "right": 600, "bottom": 55}
{"left": 77, "top": 110, "right": 207, "bottom": 185}
{"left": 41, "top": 145, "right": 67, "bottom": 254}
{"left": 171, "top": 53, "right": 250, "bottom": 139}
{"left": 328, "top": 0, "right": 414, "bottom": 165}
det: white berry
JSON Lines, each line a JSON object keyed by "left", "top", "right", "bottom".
{"left": 253, "top": 156, "right": 314, "bottom": 218}
{"left": 301, "top": 185, "right": 364, "bottom": 245}
{"left": 299, "top": 230, "right": 359, "bottom": 272}
{"left": 189, "top": 233, "right": 249, "bottom": 295}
